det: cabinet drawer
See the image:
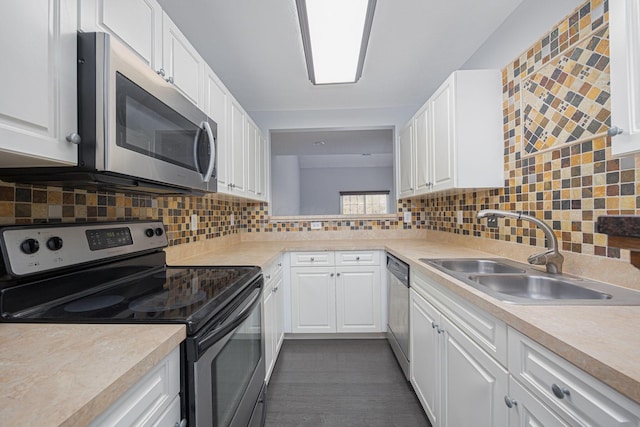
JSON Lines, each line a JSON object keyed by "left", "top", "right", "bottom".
{"left": 289, "top": 251, "right": 334, "bottom": 267}
{"left": 88, "top": 346, "right": 180, "bottom": 427}
{"left": 508, "top": 328, "right": 640, "bottom": 426}
{"left": 263, "top": 255, "right": 283, "bottom": 282}
{"left": 335, "top": 251, "right": 380, "bottom": 266}
{"left": 412, "top": 270, "right": 507, "bottom": 366}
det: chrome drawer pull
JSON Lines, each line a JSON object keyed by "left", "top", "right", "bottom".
{"left": 551, "top": 383, "right": 570, "bottom": 399}
{"left": 504, "top": 396, "right": 518, "bottom": 408}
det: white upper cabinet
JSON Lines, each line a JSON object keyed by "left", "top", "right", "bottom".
{"left": 229, "top": 98, "right": 247, "bottom": 196}
{"left": 161, "top": 12, "right": 204, "bottom": 107}
{"left": 610, "top": 0, "right": 640, "bottom": 156}
{"left": 79, "top": 0, "right": 162, "bottom": 69}
{"left": 398, "top": 122, "right": 415, "bottom": 198}
{"left": 204, "top": 67, "right": 230, "bottom": 190}
{"left": 414, "top": 104, "right": 432, "bottom": 194}
{"left": 398, "top": 69, "right": 503, "bottom": 197}
{"left": 0, "top": 0, "right": 78, "bottom": 167}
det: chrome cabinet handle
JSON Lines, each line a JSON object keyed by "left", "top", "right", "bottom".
{"left": 608, "top": 126, "right": 624, "bottom": 136}
{"left": 504, "top": 396, "right": 518, "bottom": 408}
{"left": 551, "top": 384, "right": 570, "bottom": 399}
{"left": 174, "top": 418, "right": 187, "bottom": 427}
{"left": 165, "top": 76, "right": 174, "bottom": 84}
{"left": 336, "top": 272, "right": 341, "bottom": 277}
{"left": 156, "top": 68, "right": 166, "bottom": 77}
{"left": 278, "top": 263, "right": 282, "bottom": 267}
{"left": 265, "top": 274, "right": 271, "bottom": 280}
{"left": 66, "top": 133, "right": 81, "bottom": 144}
{"left": 431, "top": 322, "right": 444, "bottom": 334}
{"left": 330, "top": 273, "right": 334, "bottom": 277}
{"left": 310, "top": 257, "right": 314, "bottom": 262}
{"left": 356, "top": 256, "right": 360, "bottom": 261}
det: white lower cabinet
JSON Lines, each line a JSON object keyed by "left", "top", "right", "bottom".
{"left": 410, "top": 267, "right": 640, "bottom": 427}
{"left": 410, "top": 288, "right": 441, "bottom": 425}
{"left": 88, "top": 346, "right": 182, "bottom": 427}
{"left": 506, "top": 376, "right": 570, "bottom": 427}
{"left": 289, "top": 251, "right": 383, "bottom": 334}
{"left": 263, "top": 256, "right": 284, "bottom": 382}
{"left": 508, "top": 328, "right": 640, "bottom": 426}
{"left": 410, "top": 287, "right": 508, "bottom": 427}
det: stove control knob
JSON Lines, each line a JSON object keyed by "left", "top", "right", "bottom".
{"left": 154, "top": 227, "right": 164, "bottom": 236}
{"left": 46, "top": 236, "right": 63, "bottom": 251}
{"left": 145, "top": 228, "right": 155, "bottom": 238}
{"left": 20, "top": 238, "right": 40, "bottom": 254}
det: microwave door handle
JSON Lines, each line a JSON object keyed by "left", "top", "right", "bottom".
{"left": 200, "top": 121, "right": 216, "bottom": 183}
{"left": 193, "top": 125, "right": 203, "bottom": 174}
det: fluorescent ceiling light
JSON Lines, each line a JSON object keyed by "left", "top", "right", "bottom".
{"left": 296, "top": 0, "right": 376, "bottom": 85}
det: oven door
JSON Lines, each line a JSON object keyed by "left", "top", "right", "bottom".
{"left": 187, "top": 280, "right": 265, "bottom": 427}
{"left": 86, "top": 32, "right": 217, "bottom": 193}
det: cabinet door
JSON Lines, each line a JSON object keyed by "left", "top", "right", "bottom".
{"left": 335, "top": 266, "right": 381, "bottom": 333}
{"left": 397, "top": 122, "right": 415, "bottom": 198}
{"left": 162, "top": 12, "right": 203, "bottom": 106}
{"left": 507, "top": 376, "right": 570, "bottom": 427}
{"left": 273, "top": 272, "right": 285, "bottom": 355}
{"left": 79, "top": 0, "right": 162, "bottom": 69}
{"left": 441, "top": 316, "right": 508, "bottom": 427}
{"left": 290, "top": 267, "right": 336, "bottom": 333}
{"left": 204, "top": 67, "right": 229, "bottom": 190}
{"left": 257, "top": 132, "right": 267, "bottom": 200}
{"left": 229, "top": 99, "right": 246, "bottom": 194}
{"left": 431, "top": 77, "right": 455, "bottom": 192}
{"left": 0, "top": 0, "right": 78, "bottom": 167}
{"left": 246, "top": 120, "right": 259, "bottom": 198}
{"left": 610, "top": 0, "right": 640, "bottom": 156}
{"left": 263, "top": 282, "right": 276, "bottom": 381}
{"left": 414, "top": 104, "right": 432, "bottom": 194}
{"left": 409, "top": 289, "right": 440, "bottom": 426}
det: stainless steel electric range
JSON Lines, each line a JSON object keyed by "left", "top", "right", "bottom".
{"left": 0, "top": 221, "right": 265, "bottom": 427}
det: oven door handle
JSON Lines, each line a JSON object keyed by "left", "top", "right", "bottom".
{"left": 197, "top": 287, "right": 261, "bottom": 353}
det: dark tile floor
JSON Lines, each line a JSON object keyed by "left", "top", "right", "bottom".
{"left": 264, "top": 339, "right": 431, "bottom": 427}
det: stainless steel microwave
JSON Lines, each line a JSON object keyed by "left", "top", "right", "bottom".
{"left": 0, "top": 32, "right": 217, "bottom": 195}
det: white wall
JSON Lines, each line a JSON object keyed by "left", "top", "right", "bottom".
{"left": 271, "top": 155, "right": 301, "bottom": 215}
{"left": 299, "top": 167, "right": 394, "bottom": 215}
{"left": 462, "top": 0, "right": 585, "bottom": 69}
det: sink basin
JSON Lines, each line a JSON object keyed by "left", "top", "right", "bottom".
{"left": 420, "top": 257, "right": 640, "bottom": 305}
{"left": 468, "top": 275, "right": 612, "bottom": 300}
{"left": 428, "top": 259, "right": 525, "bottom": 274}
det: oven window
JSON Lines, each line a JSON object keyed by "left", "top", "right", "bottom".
{"left": 115, "top": 72, "right": 210, "bottom": 172}
{"left": 212, "top": 301, "right": 262, "bottom": 426}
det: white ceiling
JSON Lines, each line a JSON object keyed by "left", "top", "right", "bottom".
{"left": 157, "top": 0, "right": 525, "bottom": 114}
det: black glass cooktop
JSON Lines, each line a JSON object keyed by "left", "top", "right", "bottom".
{"left": 0, "top": 252, "right": 261, "bottom": 335}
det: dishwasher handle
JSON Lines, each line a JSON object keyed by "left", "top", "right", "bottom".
{"left": 386, "top": 254, "right": 409, "bottom": 286}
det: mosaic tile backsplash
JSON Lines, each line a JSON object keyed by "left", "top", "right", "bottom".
{"left": 0, "top": 182, "right": 243, "bottom": 247}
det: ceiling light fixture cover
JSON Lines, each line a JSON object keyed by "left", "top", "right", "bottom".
{"left": 296, "top": 0, "right": 376, "bottom": 85}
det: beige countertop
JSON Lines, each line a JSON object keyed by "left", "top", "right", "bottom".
{"left": 0, "top": 323, "right": 185, "bottom": 427}
{"left": 170, "top": 238, "right": 640, "bottom": 405}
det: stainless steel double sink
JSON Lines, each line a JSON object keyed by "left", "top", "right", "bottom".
{"left": 420, "top": 258, "right": 640, "bottom": 305}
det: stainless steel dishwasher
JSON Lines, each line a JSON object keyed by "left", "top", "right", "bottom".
{"left": 386, "top": 253, "right": 410, "bottom": 380}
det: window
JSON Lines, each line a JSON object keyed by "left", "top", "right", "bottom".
{"left": 340, "top": 191, "right": 389, "bottom": 215}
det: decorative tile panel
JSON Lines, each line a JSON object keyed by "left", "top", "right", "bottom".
{"left": 521, "top": 27, "right": 610, "bottom": 154}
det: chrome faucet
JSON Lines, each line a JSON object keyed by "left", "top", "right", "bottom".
{"left": 476, "top": 209, "right": 564, "bottom": 274}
